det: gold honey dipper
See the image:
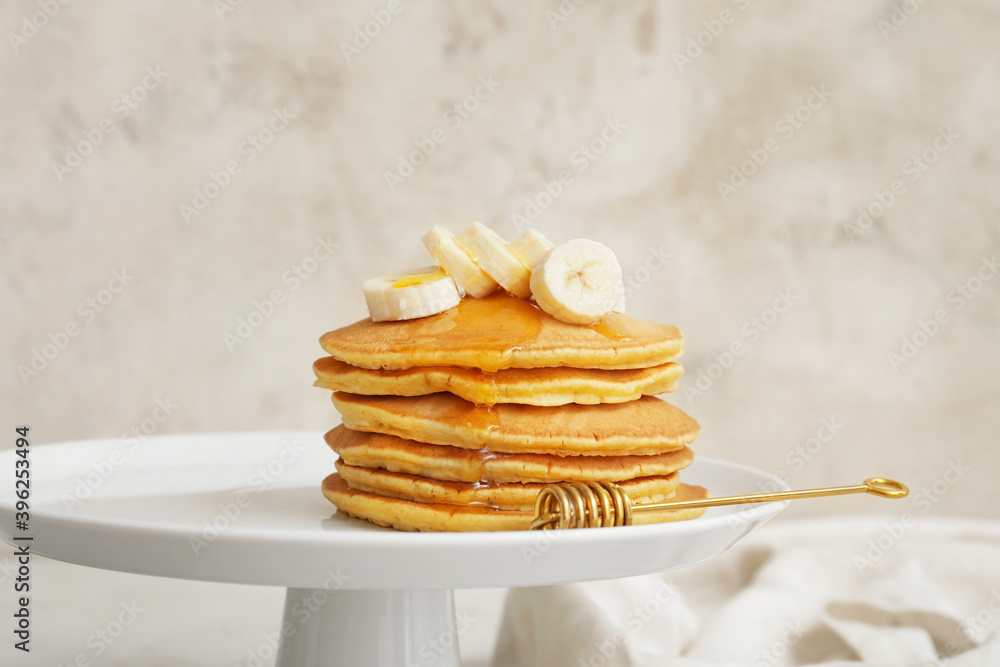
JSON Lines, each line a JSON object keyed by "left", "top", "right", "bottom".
{"left": 529, "top": 477, "right": 909, "bottom": 530}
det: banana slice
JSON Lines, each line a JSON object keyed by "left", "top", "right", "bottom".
{"left": 422, "top": 226, "right": 498, "bottom": 298}
{"left": 530, "top": 239, "right": 625, "bottom": 325}
{"left": 455, "top": 222, "right": 532, "bottom": 299}
{"left": 363, "top": 266, "right": 462, "bottom": 322}
{"left": 509, "top": 229, "right": 555, "bottom": 271}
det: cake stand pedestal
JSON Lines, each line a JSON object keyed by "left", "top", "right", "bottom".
{"left": 0, "top": 432, "right": 788, "bottom": 667}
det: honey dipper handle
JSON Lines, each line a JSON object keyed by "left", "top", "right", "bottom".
{"left": 636, "top": 478, "right": 909, "bottom": 514}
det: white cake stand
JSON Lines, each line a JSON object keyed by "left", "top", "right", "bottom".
{"left": 0, "top": 432, "right": 788, "bottom": 666}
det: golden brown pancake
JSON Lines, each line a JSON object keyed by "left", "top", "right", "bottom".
{"left": 319, "top": 293, "right": 684, "bottom": 372}
{"left": 325, "top": 426, "right": 695, "bottom": 483}
{"left": 331, "top": 392, "right": 700, "bottom": 456}
{"left": 323, "top": 473, "right": 709, "bottom": 532}
{"left": 313, "top": 357, "right": 682, "bottom": 406}
{"left": 336, "top": 460, "right": 681, "bottom": 511}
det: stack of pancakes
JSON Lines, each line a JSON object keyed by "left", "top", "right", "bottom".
{"left": 314, "top": 293, "right": 707, "bottom": 531}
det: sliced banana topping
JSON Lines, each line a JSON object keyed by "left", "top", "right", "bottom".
{"left": 363, "top": 224, "right": 630, "bottom": 324}
{"left": 422, "top": 225, "right": 498, "bottom": 299}
{"left": 363, "top": 265, "right": 461, "bottom": 322}
{"left": 454, "top": 222, "right": 532, "bottom": 299}
{"left": 509, "top": 229, "right": 555, "bottom": 271}
{"left": 529, "top": 239, "right": 625, "bottom": 325}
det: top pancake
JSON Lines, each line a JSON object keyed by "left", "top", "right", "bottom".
{"left": 319, "top": 292, "right": 684, "bottom": 372}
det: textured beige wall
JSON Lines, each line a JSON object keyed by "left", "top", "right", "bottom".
{"left": 2, "top": 1, "right": 998, "bottom": 520}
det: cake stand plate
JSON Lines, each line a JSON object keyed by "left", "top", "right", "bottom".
{"left": 0, "top": 432, "right": 788, "bottom": 666}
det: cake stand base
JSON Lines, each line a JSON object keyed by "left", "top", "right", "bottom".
{"left": 276, "top": 588, "right": 459, "bottom": 667}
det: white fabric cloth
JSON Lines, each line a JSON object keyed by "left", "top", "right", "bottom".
{"left": 494, "top": 517, "right": 1000, "bottom": 667}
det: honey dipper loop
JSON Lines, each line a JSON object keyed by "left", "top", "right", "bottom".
{"left": 863, "top": 477, "right": 909, "bottom": 499}
{"left": 529, "top": 477, "right": 910, "bottom": 530}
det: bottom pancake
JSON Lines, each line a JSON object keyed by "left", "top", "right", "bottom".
{"left": 322, "top": 473, "right": 709, "bottom": 532}
{"left": 335, "top": 460, "right": 680, "bottom": 511}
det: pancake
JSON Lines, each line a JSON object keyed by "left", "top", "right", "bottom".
{"left": 325, "top": 426, "right": 695, "bottom": 483}
{"left": 313, "top": 357, "right": 682, "bottom": 406}
{"left": 331, "top": 392, "right": 700, "bottom": 456}
{"left": 336, "top": 460, "right": 680, "bottom": 511}
{"left": 319, "top": 292, "right": 684, "bottom": 372}
{"left": 323, "top": 473, "right": 709, "bottom": 532}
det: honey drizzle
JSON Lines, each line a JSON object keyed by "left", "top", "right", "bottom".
{"left": 453, "top": 401, "right": 501, "bottom": 444}
{"left": 590, "top": 312, "right": 634, "bottom": 341}
{"left": 380, "top": 294, "right": 643, "bottom": 372}
{"left": 391, "top": 267, "right": 448, "bottom": 288}
{"left": 468, "top": 369, "right": 501, "bottom": 406}
{"left": 404, "top": 294, "right": 545, "bottom": 372}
